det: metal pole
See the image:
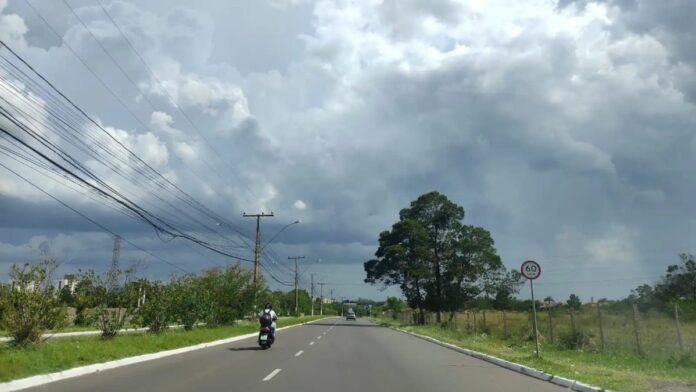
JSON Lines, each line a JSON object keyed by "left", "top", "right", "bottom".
{"left": 530, "top": 280, "right": 540, "bottom": 358}
{"left": 597, "top": 301, "right": 606, "bottom": 351}
{"left": 310, "top": 274, "right": 314, "bottom": 316}
{"left": 318, "top": 283, "right": 325, "bottom": 316}
{"left": 294, "top": 258, "right": 298, "bottom": 316}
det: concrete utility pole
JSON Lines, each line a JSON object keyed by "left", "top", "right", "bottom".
{"left": 289, "top": 256, "right": 305, "bottom": 316}
{"left": 310, "top": 273, "right": 315, "bottom": 316}
{"left": 318, "top": 283, "right": 326, "bottom": 316}
{"left": 242, "top": 212, "right": 274, "bottom": 284}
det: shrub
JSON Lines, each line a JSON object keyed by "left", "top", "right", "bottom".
{"left": 136, "top": 281, "right": 171, "bottom": 334}
{"left": 0, "top": 263, "right": 66, "bottom": 346}
{"left": 198, "top": 264, "right": 255, "bottom": 326}
{"left": 77, "top": 265, "right": 137, "bottom": 339}
{"left": 169, "top": 275, "right": 204, "bottom": 331}
{"left": 559, "top": 331, "right": 596, "bottom": 350}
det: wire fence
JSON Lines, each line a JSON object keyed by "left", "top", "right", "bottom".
{"left": 392, "top": 302, "right": 696, "bottom": 359}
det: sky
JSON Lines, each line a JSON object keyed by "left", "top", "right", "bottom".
{"left": 1, "top": 0, "right": 696, "bottom": 301}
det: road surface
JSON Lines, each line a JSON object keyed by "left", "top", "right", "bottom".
{"left": 25, "top": 317, "right": 565, "bottom": 391}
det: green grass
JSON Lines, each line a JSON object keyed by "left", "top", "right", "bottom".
{"left": 375, "top": 317, "right": 696, "bottom": 392}
{"left": 0, "top": 316, "right": 323, "bottom": 382}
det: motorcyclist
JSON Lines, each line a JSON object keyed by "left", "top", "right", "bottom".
{"left": 259, "top": 303, "right": 278, "bottom": 338}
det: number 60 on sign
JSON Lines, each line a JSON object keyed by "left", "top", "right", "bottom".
{"left": 521, "top": 260, "right": 541, "bottom": 280}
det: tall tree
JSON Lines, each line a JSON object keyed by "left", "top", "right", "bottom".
{"left": 365, "top": 191, "right": 508, "bottom": 323}
{"left": 365, "top": 219, "right": 431, "bottom": 323}
{"left": 399, "top": 192, "right": 464, "bottom": 322}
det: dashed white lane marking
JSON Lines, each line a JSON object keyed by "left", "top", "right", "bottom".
{"left": 322, "top": 332, "right": 327, "bottom": 335}
{"left": 263, "top": 369, "right": 282, "bottom": 381}
{"left": 309, "top": 341, "right": 315, "bottom": 345}
{"left": 317, "top": 335, "right": 322, "bottom": 339}
{"left": 295, "top": 350, "right": 304, "bottom": 357}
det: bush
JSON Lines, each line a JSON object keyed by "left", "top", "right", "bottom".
{"left": 169, "top": 275, "right": 204, "bottom": 331}
{"left": 198, "top": 264, "right": 255, "bottom": 326}
{"left": 0, "top": 263, "right": 66, "bottom": 346}
{"left": 136, "top": 282, "right": 171, "bottom": 334}
{"left": 77, "top": 266, "right": 137, "bottom": 339}
{"left": 559, "top": 331, "right": 596, "bottom": 350}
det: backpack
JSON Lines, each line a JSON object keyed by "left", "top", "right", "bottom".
{"left": 259, "top": 312, "right": 272, "bottom": 327}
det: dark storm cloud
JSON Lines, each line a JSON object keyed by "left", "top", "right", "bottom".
{"left": 2, "top": 0, "right": 696, "bottom": 300}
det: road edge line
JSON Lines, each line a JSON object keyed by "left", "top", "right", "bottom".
{"left": 0, "top": 317, "right": 331, "bottom": 392}
{"left": 389, "top": 326, "right": 607, "bottom": 392}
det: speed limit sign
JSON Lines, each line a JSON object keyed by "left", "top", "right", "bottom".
{"left": 521, "top": 260, "right": 541, "bottom": 280}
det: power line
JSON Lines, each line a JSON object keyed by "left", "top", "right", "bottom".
{"left": 0, "top": 39, "right": 255, "bottom": 262}
{"left": 0, "top": 160, "right": 188, "bottom": 273}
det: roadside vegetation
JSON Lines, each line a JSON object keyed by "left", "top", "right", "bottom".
{"left": 364, "top": 191, "right": 696, "bottom": 392}
{"left": 0, "top": 316, "right": 321, "bottom": 382}
{"left": 374, "top": 316, "right": 695, "bottom": 392}
{"left": 0, "top": 250, "right": 337, "bottom": 382}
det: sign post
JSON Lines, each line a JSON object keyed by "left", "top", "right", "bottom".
{"left": 521, "top": 260, "right": 542, "bottom": 358}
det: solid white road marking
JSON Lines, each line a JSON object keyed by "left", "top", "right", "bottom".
{"left": 309, "top": 341, "right": 315, "bottom": 345}
{"left": 295, "top": 350, "right": 304, "bottom": 357}
{"left": 263, "top": 369, "right": 282, "bottom": 381}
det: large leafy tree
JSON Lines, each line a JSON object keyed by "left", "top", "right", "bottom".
{"left": 654, "top": 253, "right": 696, "bottom": 301}
{"left": 365, "top": 191, "right": 508, "bottom": 322}
{"left": 365, "top": 219, "right": 431, "bottom": 323}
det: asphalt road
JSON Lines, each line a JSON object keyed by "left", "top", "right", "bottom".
{"left": 26, "top": 317, "right": 565, "bottom": 392}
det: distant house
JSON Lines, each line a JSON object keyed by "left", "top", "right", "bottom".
{"left": 56, "top": 274, "right": 78, "bottom": 294}
{"left": 10, "top": 280, "right": 38, "bottom": 292}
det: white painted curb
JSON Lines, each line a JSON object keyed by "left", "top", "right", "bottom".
{"left": 0, "top": 324, "right": 201, "bottom": 343}
{"left": 392, "top": 327, "right": 607, "bottom": 392}
{"left": 0, "top": 317, "right": 331, "bottom": 392}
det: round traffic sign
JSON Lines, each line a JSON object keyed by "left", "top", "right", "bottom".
{"left": 521, "top": 260, "right": 541, "bottom": 280}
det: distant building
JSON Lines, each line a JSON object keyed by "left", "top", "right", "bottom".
{"left": 10, "top": 280, "right": 38, "bottom": 292}
{"left": 322, "top": 297, "right": 334, "bottom": 304}
{"left": 56, "top": 274, "right": 78, "bottom": 294}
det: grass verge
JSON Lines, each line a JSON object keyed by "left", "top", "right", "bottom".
{"left": 373, "top": 317, "right": 696, "bottom": 392}
{"left": 0, "top": 316, "right": 323, "bottom": 382}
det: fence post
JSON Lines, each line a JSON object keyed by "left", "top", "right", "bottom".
{"left": 548, "top": 309, "right": 554, "bottom": 344}
{"left": 632, "top": 303, "right": 643, "bottom": 355}
{"left": 482, "top": 310, "right": 487, "bottom": 328}
{"left": 466, "top": 311, "right": 471, "bottom": 331}
{"left": 473, "top": 311, "right": 478, "bottom": 334}
{"left": 503, "top": 310, "right": 509, "bottom": 339}
{"left": 570, "top": 309, "right": 577, "bottom": 335}
{"left": 597, "top": 302, "right": 605, "bottom": 351}
{"left": 454, "top": 312, "right": 458, "bottom": 330}
{"left": 674, "top": 302, "right": 684, "bottom": 352}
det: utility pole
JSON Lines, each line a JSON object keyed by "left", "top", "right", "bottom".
{"left": 288, "top": 256, "right": 305, "bottom": 316}
{"left": 242, "top": 212, "right": 274, "bottom": 284}
{"left": 318, "top": 283, "right": 326, "bottom": 316}
{"left": 310, "top": 273, "right": 315, "bottom": 316}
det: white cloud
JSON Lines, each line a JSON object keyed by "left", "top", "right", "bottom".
{"left": 293, "top": 200, "right": 307, "bottom": 210}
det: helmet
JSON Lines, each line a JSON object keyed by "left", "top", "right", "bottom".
{"left": 264, "top": 302, "right": 273, "bottom": 310}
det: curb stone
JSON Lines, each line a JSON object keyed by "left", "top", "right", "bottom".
{"left": 391, "top": 326, "right": 607, "bottom": 392}
{"left": 0, "top": 317, "right": 331, "bottom": 392}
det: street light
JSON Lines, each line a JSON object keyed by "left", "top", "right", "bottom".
{"left": 261, "top": 220, "right": 301, "bottom": 251}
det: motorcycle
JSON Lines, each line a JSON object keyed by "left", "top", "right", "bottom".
{"left": 258, "top": 326, "right": 274, "bottom": 349}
